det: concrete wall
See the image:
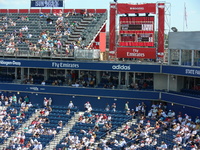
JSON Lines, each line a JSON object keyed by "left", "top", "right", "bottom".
{"left": 177, "top": 76, "right": 184, "bottom": 92}
{"left": 169, "top": 75, "right": 177, "bottom": 91}
{"left": 154, "top": 74, "right": 168, "bottom": 91}
{"left": 154, "top": 74, "right": 184, "bottom": 92}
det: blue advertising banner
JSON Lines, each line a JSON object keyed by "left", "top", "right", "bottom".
{"left": 162, "top": 92, "right": 200, "bottom": 108}
{"left": 0, "top": 83, "right": 159, "bottom": 100}
{"left": 31, "top": 0, "right": 63, "bottom": 7}
{"left": 162, "top": 65, "right": 200, "bottom": 77}
{"left": 0, "top": 59, "right": 160, "bottom": 73}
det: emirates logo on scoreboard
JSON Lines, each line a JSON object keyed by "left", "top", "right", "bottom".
{"left": 127, "top": 49, "right": 145, "bottom": 57}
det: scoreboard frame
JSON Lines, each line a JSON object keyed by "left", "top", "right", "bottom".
{"left": 119, "top": 16, "right": 155, "bottom": 47}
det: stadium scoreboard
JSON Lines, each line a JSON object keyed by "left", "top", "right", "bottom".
{"left": 119, "top": 16, "right": 154, "bottom": 47}
{"left": 117, "top": 16, "right": 156, "bottom": 59}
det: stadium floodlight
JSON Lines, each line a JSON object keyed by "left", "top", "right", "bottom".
{"left": 171, "top": 27, "right": 178, "bottom": 32}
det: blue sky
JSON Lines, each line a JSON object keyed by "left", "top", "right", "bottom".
{"left": 0, "top": 0, "right": 199, "bottom": 32}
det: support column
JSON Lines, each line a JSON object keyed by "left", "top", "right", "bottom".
{"left": 15, "top": 68, "right": 17, "bottom": 80}
{"left": 157, "top": 3, "right": 165, "bottom": 58}
{"left": 96, "top": 71, "right": 101, "bottom": 85}
{"left": 109, "top": 3, "right": 117, "bottom": 57}
{"left": 168, "top": 49, "right": 171, "bottom": 65}
{"left": 21, "top": 68, "right": 24, "bottom": 81}
{"left": 27, "top": 68, "right": 30, "bottom": 80}
{"left": 118, "top": 72, "right": 121, "bottom": 88}
{"left": 167, "top": 74, "right": 170, "bottom": 92}
{"left": 179, "top": 49, "right": 182, "bottom": 65}
{"left": 44, "top": 69, "right": 48, "bottom": 80}
{"left": 78, "top": 70, "right": 81, "bottom": 79}
{"left": 125, "top": 72, "right": 129, "bottom": 88}
{"left": 191, "top": 50, "right": 194, "bottom": 66}
{"left": 133, "top": 72, "right": 136, "bottom": 84}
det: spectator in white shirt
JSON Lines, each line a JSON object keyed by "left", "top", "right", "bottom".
{"left": 68, "top": 101, "right": 74, "bottom": 109}
{"left": 157, "top": 141, "right": 167, "bottom": 149}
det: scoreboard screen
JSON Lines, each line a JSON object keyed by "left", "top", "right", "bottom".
{"left": 119, "top": 16, "right": 154, "bottom": 47}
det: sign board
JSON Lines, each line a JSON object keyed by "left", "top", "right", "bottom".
{"left": 119, "top": 16, "right": 155, "bottom": 47}
{"left": 0, "top": 59, "right": 160, "bottom": 73}
{"left": 117, "top": 47, "right": 156, "bottom": 59}
{"left": 31, "top": 0, "right": 64, "bottom": 7}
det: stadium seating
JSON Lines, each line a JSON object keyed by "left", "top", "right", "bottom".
{"left": 0, "top": 11, "right": 107, "bottom": 58}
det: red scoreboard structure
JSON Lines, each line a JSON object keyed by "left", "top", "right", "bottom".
{"left": 109, "top": 3, "right": 165, "bottom": 59}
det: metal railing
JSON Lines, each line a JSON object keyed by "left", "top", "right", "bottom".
{"left": 75, "top": 49, "right": 100, "bottom": 59}
{"left": 0, "top": 48, "right": 100, "bottom": 60}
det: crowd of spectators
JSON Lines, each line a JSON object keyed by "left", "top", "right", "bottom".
{"left": 0, "top": 10, "right": 98, "bottom": 57}
{"left": 104, "top": 102, "right": 200, "bottom": 150}
{"left": 0, "top": 15, "right": 30, "bottom": 54}
{"left": 5, "top": 95, "right": 65, "bottom": 150}
{"left": 0, "top": 93, "right": 39, "bottom": 150}
{"left": 0, "top": 92, "right": 199, "bottom": 150}
{"left": 70, "top": 71, "right": 96, "bottom": 88}
{"left": 57, "top": 101, "right": 113, "bottom": 149}
{"left": 19, "top": 70, "right": 153, "bottom": 93}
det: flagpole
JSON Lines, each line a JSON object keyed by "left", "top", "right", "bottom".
{"left": 183, "top": 3, "right": 185, "bottom": 31}
{"left": 183, "top": 2, "right": 188, "bottom": 31}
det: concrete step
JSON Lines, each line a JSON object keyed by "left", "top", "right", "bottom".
{"left": 44, "top": 111, "right": 84, "bottom": 150}
{"left": 76, "top": 25, "right": 86, "bottom": 29}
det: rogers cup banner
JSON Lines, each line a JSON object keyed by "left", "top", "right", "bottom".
{"left": 31, "top": 0, "right": 63, "bottom": 7}
{"left": 117, "top": 47, "right": 156, "bottom": 59}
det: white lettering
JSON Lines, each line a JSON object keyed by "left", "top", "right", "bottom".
{"left": 112, "top": 65, "right": 131, "bottom": 70}
{"left": 195, "top": 70, "right": 200, "bottom": 75}
{"left": 127, "top": 52, "right": 145, "bottom": 57}
{"left": 132, "top": 49, "right": 139, "bottom": 53}
{"left": 185, "top": 69, "right": 200, "bottom": 75}
{"left": 30, "top": 87, "right": 39, "bottom": 91}
{"left": 0, "top": 60, "right": 21, "bottom": 66}
{"left": 35, "top": 0, "right": 59, "bottom": 7}
{"left": 52, "top": 62, "right": 79, "bottom": 68}
{"left": 185, "top": 69, "right": 195, "bottom": 75}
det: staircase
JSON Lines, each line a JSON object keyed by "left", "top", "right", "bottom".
{"left": 89, "top": 118, "right": 137, "bottom": 149}
{"left": 44, "top": 111, "right": 84, "bottom": 150}
{"left": 64, "top": 17, "right": 93, "bottom": 45}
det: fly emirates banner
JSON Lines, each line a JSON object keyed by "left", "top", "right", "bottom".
{"left": 117, "top": 47, "right": 156, "bottom": 59}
